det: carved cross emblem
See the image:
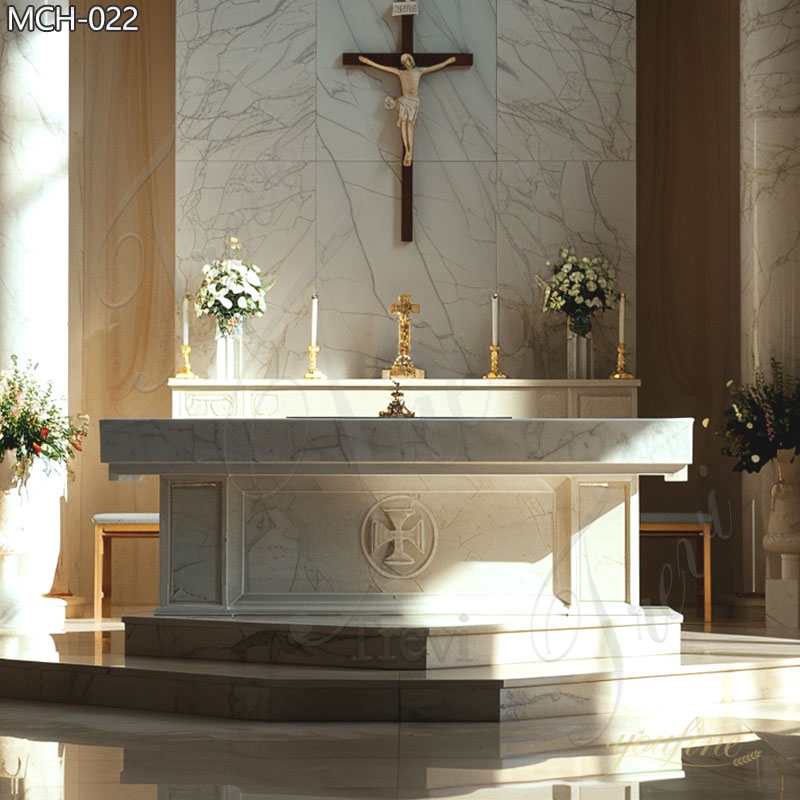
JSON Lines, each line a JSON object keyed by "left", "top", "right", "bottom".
{"left": 361, "top": 496, "right": 437, "bottom": 578}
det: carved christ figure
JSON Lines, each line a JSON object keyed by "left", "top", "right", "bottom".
{"left": 358, "top": 52, "right": 456, "bottom": 166}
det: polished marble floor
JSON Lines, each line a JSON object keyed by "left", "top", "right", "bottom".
{"left": 0, "top": 620, "right": 796, "bottom": 797}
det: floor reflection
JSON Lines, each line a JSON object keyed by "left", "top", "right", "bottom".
{"left": 0, "top": 699, "right": 796, "bottom": 798}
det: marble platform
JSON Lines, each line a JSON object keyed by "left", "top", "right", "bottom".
{"left": 123, "top": 609, "right": 682, "bottom": 670}
{"left": 0, "top": 622, "right": 797, "bottom": 725}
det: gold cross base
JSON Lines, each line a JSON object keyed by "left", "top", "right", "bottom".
{"left": 382, "top": 366, "right": 425, "bottom": 379}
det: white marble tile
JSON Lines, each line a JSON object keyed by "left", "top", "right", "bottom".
{"left": 497, "top": 0, "right": 636, "bottom": 162}
{"left": 497, "top": 160, "right": 636, "bottom": 379}
{"left": 317, "top": 0, "right": 497, "bottom": 163}
{"left": 317, "top": 160, "right": 497, "bottom": 378}
{"left": 176, "top": 159, "right": 316, "bottom": 379}
{"left": 176, "top": 0, "right": 316, "bottom": 162}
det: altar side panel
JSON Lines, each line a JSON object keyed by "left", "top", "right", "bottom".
{"left": 168, "top": 482, "right": 224, "bottom": 605}
{"left": 232, "top": 476, "right": 555, "bottom": 603}
{"left": 577, "top": 481, "right": 630, "bottom": 604}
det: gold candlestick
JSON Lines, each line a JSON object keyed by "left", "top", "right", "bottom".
{"left": 304, "top": 344, "right": 326, "bottom": 379}
{"left": 175, "top": 345, "right": 197, "bottom": 379}
{"left": 610, "top": 343, "right": 634, "bottom": 379}
{"left": 483, "top": 345, "right": 507, "bottom": 379}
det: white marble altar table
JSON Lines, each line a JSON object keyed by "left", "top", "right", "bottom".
{"left": 101, "top": 417, "right": 692, "bottom": 668}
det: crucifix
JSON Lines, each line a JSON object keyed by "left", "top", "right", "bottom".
{"left": 343, "top": 10, "right": 473, "bottom": 242}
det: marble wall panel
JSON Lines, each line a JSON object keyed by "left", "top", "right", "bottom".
{"left": 177, "top": 0, "right": 316, "bottom": 162}
{"left": 317, "top": 0, "right": 496, "bottom": 164}
{"left": 316, "top": 160, "right": 497, "bottom": 378}
{"left": 177, "top": 0, "right": 636, "bottom": 382}
{"left": 497, "top": 0, "right": 636, "bottom": 162}
{"left": 497, "top": 160, "right": 635, "bottom": 378}
{"left": 176, "top": 160, "right": 316, "bottom": 379}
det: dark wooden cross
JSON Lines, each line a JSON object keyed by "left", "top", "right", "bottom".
{"left": 343, "top": 13, "right": 473, "bottom": 242}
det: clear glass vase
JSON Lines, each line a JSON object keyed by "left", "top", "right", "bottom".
{"left": 566, "top": 318, "right": 593, "bottom": 379}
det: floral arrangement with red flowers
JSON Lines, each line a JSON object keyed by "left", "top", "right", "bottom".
{"left": 0, "top": 355, "right": 89, "bottom": 488}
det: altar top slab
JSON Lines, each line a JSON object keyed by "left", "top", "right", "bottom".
{"left": 100, "top": 417, "right": 693, "bottom": 477}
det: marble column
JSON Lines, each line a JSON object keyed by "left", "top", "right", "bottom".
{"left": 0, "top": 6, "right": 70, "bottom": 619}
{"left": 740, "top": 0, "right": 800, "bottom": 599}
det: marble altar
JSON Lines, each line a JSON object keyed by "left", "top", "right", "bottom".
{"left": 101, "top": 416, "right": 693, "bottom": 668}
{"left": 168, "top": 378, "right": 640, "bottom": 419}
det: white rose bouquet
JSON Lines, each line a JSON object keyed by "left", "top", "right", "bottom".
{"left": 195, "top": 237, "right": 275, "bottom": 336}
{"left": 541, "top": 246, "right": 617, "bottom": 337}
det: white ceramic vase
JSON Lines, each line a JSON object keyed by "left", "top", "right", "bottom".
{"left": 0, "top": 452, "right": 62, "bottom": 619}
{"left": 762, "top": 449, "right": 800, "bottom": 579}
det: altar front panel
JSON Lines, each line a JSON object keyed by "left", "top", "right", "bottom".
{"left": 160, "top": 473, "right": 638, "bottom": 617}
{"left": 234, "top": 476, "right": 555, "bottom": 608}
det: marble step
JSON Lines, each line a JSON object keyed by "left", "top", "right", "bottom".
{"left": 0, "top": 627, "right": 796, "bottom": 723}
{"left": 123, "top": 610, "right": 683, "bottom": 670}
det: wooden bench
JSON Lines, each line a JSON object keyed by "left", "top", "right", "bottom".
{"left": 93, "top": 513, "right": 159, "bottom": 619}
{"left": 640, "top": 512, "right": 712, "bottom": 623}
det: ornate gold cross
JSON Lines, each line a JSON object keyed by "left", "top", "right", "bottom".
{"left": 388, "top": 293, "right": 422, "bottom": 378}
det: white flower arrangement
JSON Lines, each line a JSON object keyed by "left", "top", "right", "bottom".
{"left": 195, "top": 237, "right": 275, "bottom": 336}
{"left": 540, "top": 246, "right": 617, "bottom": 337}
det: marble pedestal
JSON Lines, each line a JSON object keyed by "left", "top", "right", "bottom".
{"left": 101, "top": 417, "right": 693, "bottom": 668}
{"left": 766, "top": 578, "right": 800, "bottom": 627}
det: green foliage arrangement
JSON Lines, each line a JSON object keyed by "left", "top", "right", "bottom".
{"left": 541, "top": 246, "right": 617, "bottom": 337}
{"left": 718, "top": 358, "right": 800, "bottom": 473}
{"left": 195, "top": 236, "right": 274, "bottom": 336}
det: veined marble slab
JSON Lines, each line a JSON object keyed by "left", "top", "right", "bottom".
{"left": 100, "top": 417, "right": 691, "bottom": 477}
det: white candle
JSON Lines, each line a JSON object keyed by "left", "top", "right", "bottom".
{"left": 751, "top": 500, "right": 757, "bottom": 593}
{"left": 491, "top": 293, "right": 499, "bottom": 347}
{"left": 182, "top": 295, "right": 189, "bottom": 346}
{"left": 618, "top": 292, "right": 626, "bottom": 344}
{"left": 311, "top": 294, "right": 319, "bottom": 347}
